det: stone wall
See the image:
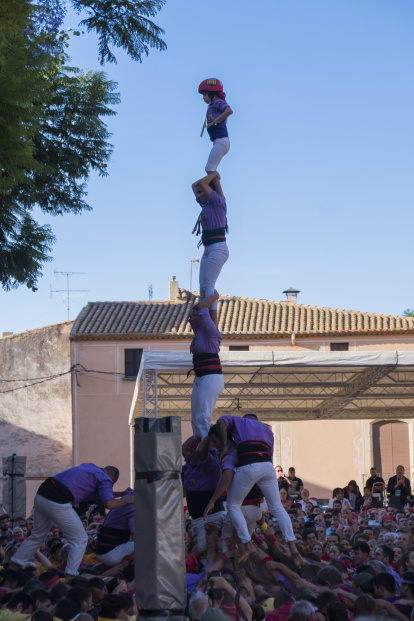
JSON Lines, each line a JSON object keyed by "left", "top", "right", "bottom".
{"left": 0, "top": 322, "right": 73, "bottom": 511}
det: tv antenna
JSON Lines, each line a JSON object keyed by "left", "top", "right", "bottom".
{"left": 51, "top": 270, "right": 88, "bottom": 320}
{"left": 148, "top": 284, "right": 153, "bottom": 301}
{"left": 190, "top": 256, "right": 199, "bottom": 291}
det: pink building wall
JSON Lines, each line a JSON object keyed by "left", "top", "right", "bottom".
{"left": 71, "top": 334, "right": 414, "bottom": 496}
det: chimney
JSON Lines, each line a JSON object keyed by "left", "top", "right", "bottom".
{"left": 283, "top": 287, "right": 300, "bottom": 303}
{"left": 2, "top": 332, "right": 13, "bottom": 337}
{"left": 169, "top": 276, "right": 179, "bottom": 300}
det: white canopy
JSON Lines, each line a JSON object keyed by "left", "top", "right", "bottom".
{"left": 129, "top": 351, "right": 414, "bottom": 424}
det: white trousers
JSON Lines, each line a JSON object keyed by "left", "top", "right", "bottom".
{"left": 199, "top": 242, "right": 229, "bottom": 311}
{"left": 191, "top": 374, "right": 225, "bottom": 438}
{"left": 222, "top": 503, "right": 263, "bottom": 539}
{"left": 205, "top": 137, "right": 230, "bottom": 173}
{"left": 226, "top": 463, "right": 296, "bottom": 544}
{"left": 12, "top": 494, "right": 88, "bottom": 575}
{"left": 191, "top": 511, "right": 225, "bottom": 551}
{"left": 97, "top": 541, "right": 134, "bottom": 567}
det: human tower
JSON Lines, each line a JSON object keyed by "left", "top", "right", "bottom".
{"left": 186, "top": 80, "right": 303, "bottom": 565}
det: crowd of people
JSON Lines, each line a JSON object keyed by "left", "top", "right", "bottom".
{"left": 0, "top": 449, "right": 414, "bottom": 621}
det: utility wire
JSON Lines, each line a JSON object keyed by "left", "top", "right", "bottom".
{"left": 0, "top": 363, "right": 133, "bottom": 395}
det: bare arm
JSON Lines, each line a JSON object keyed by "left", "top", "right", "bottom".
{"left": 204, "top": 469, "right": 234, "bottom": 519}
{"left": 196, "top": 434, "right": 212, "bottom": 462}
{"left": 104, "top": 496, "right": 134, "bottom": 510}
{"left": 210, "top": 576, "right": 252, "bottom": 621}
{"left": 198, "top": 291, "right": 219, "bottom": 310}
{"left": 210, "top": 176, "right": 225, "bottom": 200}
{"left": 216, "top": 418, "right": 228, "bottom": 447}
{"left": 192, "top": 171, "right": 220, "bottom": 198}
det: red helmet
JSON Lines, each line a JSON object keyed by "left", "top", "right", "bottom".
{"left": 198, "top": 78, "right": 224, "bottom": 94}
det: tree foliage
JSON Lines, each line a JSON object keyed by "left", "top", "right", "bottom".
{"left": 0, "top": 0, "right": 120, "bottom": 291}
{"left": 403, "top": 309, "right": 414, "bottom": 318}
{"left": 0, "top": 0, "right": 166, "bottom": 291}
{"left": 71, "top": 0, "right": 167, "bottom": 64}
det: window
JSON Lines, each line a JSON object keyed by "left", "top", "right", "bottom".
{"left": 229, "top": 345, "right": 250, "bottom": 351}
{"left": 330, "top": 343, "right": 349, "bottom": 351}
{"left": 124, "top": 349, "right": 143, "bottom": 378}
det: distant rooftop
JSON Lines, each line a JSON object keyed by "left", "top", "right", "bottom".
{"left": 70, "top": 289, "right": 414, "bottom": 341}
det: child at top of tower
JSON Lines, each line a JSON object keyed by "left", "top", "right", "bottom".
{"left": 199, "top": 78, "right": 233, "bottom": 173}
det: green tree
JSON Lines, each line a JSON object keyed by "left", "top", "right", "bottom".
{"left": 71, "top": 0, "right": 167, "bottom": 64}
{"left": 403, "top": 310, "right": 414, "bottom": 317}
{"left": 0, "top": 0, "right": 119, "bottom": 291}
{"left": 0, "top": 0, "right": 166, "bottom": 291}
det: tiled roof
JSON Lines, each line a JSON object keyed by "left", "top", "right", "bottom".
{"left": 70, "top": 290, "right": 414, "bottom": 341}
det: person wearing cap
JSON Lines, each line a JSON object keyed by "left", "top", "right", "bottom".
{"left": 382, "top": 514, "right": 397, "bottom": 530}
{"left": 10, "top": 463, "right": 133, "bottom": 579}
{"left": 198, "top": 78, "right": 233, "bottom": 174}
{"left": 191, "top": 175, "right": 229, "bottom": 329}
{"left": 189, "top": 291, "right": 225, "bottom": 439}
{"left": 387, "top": 465, "right": 412, "bottom": 508}
{"left": 182, "top": 435, "right": 225, "bottom": 551}
{"left": 207, "top": 414, "right": 303, "bottom": 566}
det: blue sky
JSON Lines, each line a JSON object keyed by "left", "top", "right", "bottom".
{"left": 2, "top": 0, "right": 414, "bottom": 334}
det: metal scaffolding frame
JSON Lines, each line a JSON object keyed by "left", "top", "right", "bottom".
{"left": 142, "top": 369, "right": 158, "bottom": 418}
{"left": 130, "top": 351, "right": 414, "bottom": 422}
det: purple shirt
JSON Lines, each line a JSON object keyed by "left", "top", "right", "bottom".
{"left": 207, "top": 99, "right": 229, "bottom": 141}
{"left": 182, "top": 452, "right": 221, "bottom": 492}
{"left": 221, "top": 442, "right": 238, "bottom": 472}
{"left": 199, "top": 191, "right": 227, "bottom": 232}
{"left": 54, "top": 463, "right": 114, "bottom": 505}
{"left": 103, "top": 492, "right": 134, "bottom": 533}
{"left": 189, "top": 308, "right": 221, "bottom": 354}
{"left": 219, "top": 416, "right": 274, "bottom": 453}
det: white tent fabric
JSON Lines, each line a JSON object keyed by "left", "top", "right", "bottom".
{"left": 129, "top": 351, "right": 414, "bottom": 424}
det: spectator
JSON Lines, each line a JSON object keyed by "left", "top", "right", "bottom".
{"left": 298, "top": 489, "right": 317, "bottom": 512}
{"left": 373, "top": 545, "right": 401, "bottom": 593}
{"left": 328, "top": 489, "right": 351, "bottom": 510}
{"left": 279, "top": 488, "right": 292, "bottom": 510}
{"left": 0, "top": 515, "right": 12, "bottom": 541}
{"left": 342, "top": 480, "right": 363, "bottom": 512}
{"left": 353, "top": 593, "right": 376, "bottom": 619}
{"left": 55, "top": 598, "right": 80, "bottom": 621}
{"left": 98, "top": 595, "right": 129, "bottom": 621}
{"left": 287, "top": 468, "right": 303, "bottom": 501}
{"left": 351, "top": 543, "right": 370, "bottom": 569}
{"left": 366, "top": 467, "right": 385, "bottom": 502}
{"left": 387, "top": 465, "right": 412, "bottom": 508}
{"left": 275, "top": 466, "right": 291, "bottom": 494}
{"left": 189, "top": 592, "right": 209, "bottom": 621}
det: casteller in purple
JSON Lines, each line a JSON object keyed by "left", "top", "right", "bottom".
{"left": 54, "top": 463, "right": 115, "bottom": 505}
{"left": 218, "top": 415, "right": 274, "bottom": 454}
{"left": 199, "top": 191, "right": 227, "bottom": 232}
{"left": 102, "top": 491, "right": 134, "bottom": 533}
{"left": 189, "top": 308, "right": 221, "bottom": 355}
{"left": 207, "top": 99, "right": 230, "bottom": 141}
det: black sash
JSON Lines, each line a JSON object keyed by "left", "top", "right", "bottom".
{"left": 202, "top": 227, "right": 226, "bottom": 246}
{"left": 237, "top": 441, "right": 272, "bottom": 467}
{"left": 37, "top": 478, "right": 74, "bottom": 504}
{"left": 186, "top": 490, "right": 224, "bottom": 520}
{"left": 96, "top": 525, "right": 131, "bottom": 555}
{"left": 192, "top": 352, "right": 222, "bottom": 377}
